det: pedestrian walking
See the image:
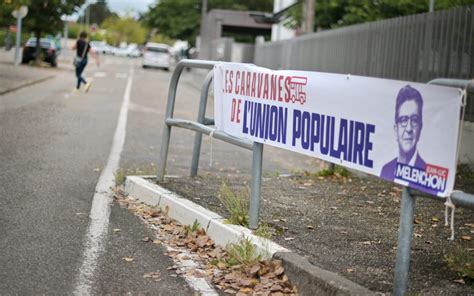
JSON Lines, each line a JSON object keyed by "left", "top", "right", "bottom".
{"left": 72, "top": 31, "right": 99, "bottom": 93}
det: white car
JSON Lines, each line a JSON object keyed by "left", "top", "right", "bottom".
{"left": 90, "top": 41, "right": 112, "bottom": 55}
{"left": 142, "top": 42, "right": 172, "bottom": 70}
{"left": 111, "top": 44, "right": 140, "bottom": 57}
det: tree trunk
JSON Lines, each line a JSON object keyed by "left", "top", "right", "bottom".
{"left": 35, "top": 30, "right": 42, "bottom": 65}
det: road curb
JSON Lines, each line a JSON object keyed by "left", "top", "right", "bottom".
{"left": 123, "top": 176, "right": 374, "bottom": 295}
{"left": 0, "top": 75, "right": 55, "bottom": 96}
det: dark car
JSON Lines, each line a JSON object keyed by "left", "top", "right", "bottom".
{"left": 22, "top": 38, "right": 58, "bottom": 67}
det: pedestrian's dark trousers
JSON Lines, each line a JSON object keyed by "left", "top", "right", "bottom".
{"left": 75, "top": 58, "right": 88, "bottom": 89}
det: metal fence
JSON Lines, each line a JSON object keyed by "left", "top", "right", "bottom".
{"left": 255, "top": 5, "right": 474, "bottom": 121}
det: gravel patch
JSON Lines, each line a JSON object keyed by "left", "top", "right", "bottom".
{"left": 156, "top": 171, "right": 474, "bottom": 295}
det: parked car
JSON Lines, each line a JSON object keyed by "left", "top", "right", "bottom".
{"left": 142, "top": 42, "right": 172, "bottom": 70}
{"left": 22, "top": 38, "right": 59, "bottom": 67}
{"left": 90, "top": 41, "right": 110, "bottom": 55}
{"left": 113, "top": 44, "right": 141, "bottom": 57}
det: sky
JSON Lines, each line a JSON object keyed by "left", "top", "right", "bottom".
{"left": 107, "top": 0, "right": 156, "bottom": 16}
{"left": 72, "top": 0, "right": 155, "bottom": 20}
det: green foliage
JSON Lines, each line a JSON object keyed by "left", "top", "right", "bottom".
{"left": 253, "top": 223, "right": 272, "bottom": 239}
{"left": 444, "top": 247, "right": 474, "bottom": 283}
{"left": 316, "top": 165, "right": 350, "bottom": 177}
{"left": 226, "top": 237, "right": 261, "bottom": 266}
{"left": 22, "top": 0, "right": 85, "bottom": 36}
{"left": 149, "top": 34, "right": 175, "bottom": 45}
{"left": 101, "top": 16, "right": 146, "bottom": 45}
{"left": 114, "top": 164, "right": 157, "bottom": 186}
{"left": 77, "top": 0, "right": 116, "bottom": 26}
{"left": 143, "top": 0, "right": 273, "bottom": 45}
{"left": 184, "top": 219, "right": 202, "bottom": 235}
{"left": 284, "top": 0, "right": 474, "bottom": 30}
{"left": 218, "top": 183, "right": 250, "bottom": 227}
{"left": 0, "top": 0, "right": 31, "bottom": 27}
{"left": 457, "top": 164, "right": 474, "bottom": 180}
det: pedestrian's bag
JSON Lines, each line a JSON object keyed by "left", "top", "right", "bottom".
{"left": 74, "top": 42, "right": 88, "bottom": 67}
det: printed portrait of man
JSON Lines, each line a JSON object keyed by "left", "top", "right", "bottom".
{"left": 380, "top": 85, "right": 426, "bottom": 181}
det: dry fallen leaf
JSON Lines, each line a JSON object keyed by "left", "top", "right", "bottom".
{"left": 453, "top": 279, "right": 465, "bottom": 285}
{"left": 461, "top": 236, "right": 472, "bottom": 241}
{"left": 142, "top": 236, "right": 152, "bottom": 242}
{"left": 122, "top": 257, "right": 134, "bottom": 262}
{"left": 431, "top": 216, "right": 439, "bottom": 222}
{"left": 346, "top": 268, "right": 355, "bottom": 273}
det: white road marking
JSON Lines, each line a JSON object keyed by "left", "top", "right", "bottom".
{"left": 115, "top": 73, "right": 128, "bottom": 79}
{"left": 129, "top": 102, "right": 161, "bottom": 115}
{"left": 94, "top": 72, "right": 107, "bottom": 78}
{"left": 73, "top": 67, "right": 134, "bottom": 295}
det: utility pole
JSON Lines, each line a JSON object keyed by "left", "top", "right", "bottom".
{"left": 302, "top": 0, "right": 315, "bottom": 34}
{"left": 200, "top": 0, "right": 208, "bottom": 36}
{"left": 86, "top": 4, "right": 90, "bottom": 30}
{"left": 198, "top": 0, "right": 208, "bottom": 59}
{"left": 429, "top": 0, "right": 435, "bottom": 12}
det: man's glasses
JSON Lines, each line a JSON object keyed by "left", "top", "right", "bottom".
{"left": 397, "top": 115, "right": 421, "bottom": 128}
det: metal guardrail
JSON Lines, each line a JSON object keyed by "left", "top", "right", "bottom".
{"left": 393, "top": 78, "right": 474, "bottom": 296}
{"left": 157, "top": 60, "right": 473, "bottom": 296}
{"left": 157, "top": 59, "right": 264, "bottom": 230}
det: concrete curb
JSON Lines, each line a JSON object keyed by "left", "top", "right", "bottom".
{"left": 123, "top": 176, "right": 374, "bottom": 296}
{"left": 0, "top": 75, "right": 55, "bottom": 96}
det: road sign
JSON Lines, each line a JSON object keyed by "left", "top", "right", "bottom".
{"left": 90, "top": 24, "right": 98, "bottom": 33}
{"left": 12, "top": 6, "right": 28, "bottom": 66}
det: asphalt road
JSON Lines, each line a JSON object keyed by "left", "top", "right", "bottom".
{"left": 0, "top": 57, "right": 193, "bottom": 294}
{"left": 0, "top": 55, "right": 319, "bottom": 294}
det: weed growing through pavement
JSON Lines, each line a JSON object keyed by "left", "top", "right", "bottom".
{"left": 444, "top": 246, "right": 474, "bottom": 285}
{"left": 254, "top": 223, "right": 272, "bottom": 239}
{"left": 315, "top": 165, "right": 350, "bottom": 178}
{"left": 226, "top": 237, "right": 261, "bottom": 267}
{"left": 457, "top": 164, "right": 474, "bottom": 180}
{"left": 184, "top": 219, "right": 202, "bottom": 235}
{"left": 218, "top": 182, "right": 249, "bottom": 227}
{"left": 114, "top": 164, "right": 157, "bottom": 186}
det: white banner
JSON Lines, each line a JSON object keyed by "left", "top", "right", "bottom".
{"left": 213, "top": 63, "right": 464, "bottom": 197}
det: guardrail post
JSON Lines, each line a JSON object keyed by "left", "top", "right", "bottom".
{"left": 157, "top": 63, "right": 185, "bottom": 181}
{"left": 249, "top": 142, "right": 264, "bottom": 230}
{"left": 190, "top": 71, "right": 213, "bottom": 177}
{"left": 393, "top": 187, "right": 416, "bottom": 296}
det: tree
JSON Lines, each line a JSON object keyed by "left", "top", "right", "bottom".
{"left": 77, "top": 0, "right": 116, "bottom": 26}
{"left": 0, "top": 0, "right": 30, "bottom": 28}
{"left": 285, "top": 0, "right": 474, "bottom": 30}
{"left": 143, "top": 0, "right": 274, "bottom": 45}
{"left": 21, "top": 0, "right": 85, "bottom": 63}
{"left": 101, "top": 16, "right": 146, "bottom": 45}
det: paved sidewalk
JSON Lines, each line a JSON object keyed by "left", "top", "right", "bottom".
{"left": 0, "top": 50, "right": 56, "bottom": 95}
